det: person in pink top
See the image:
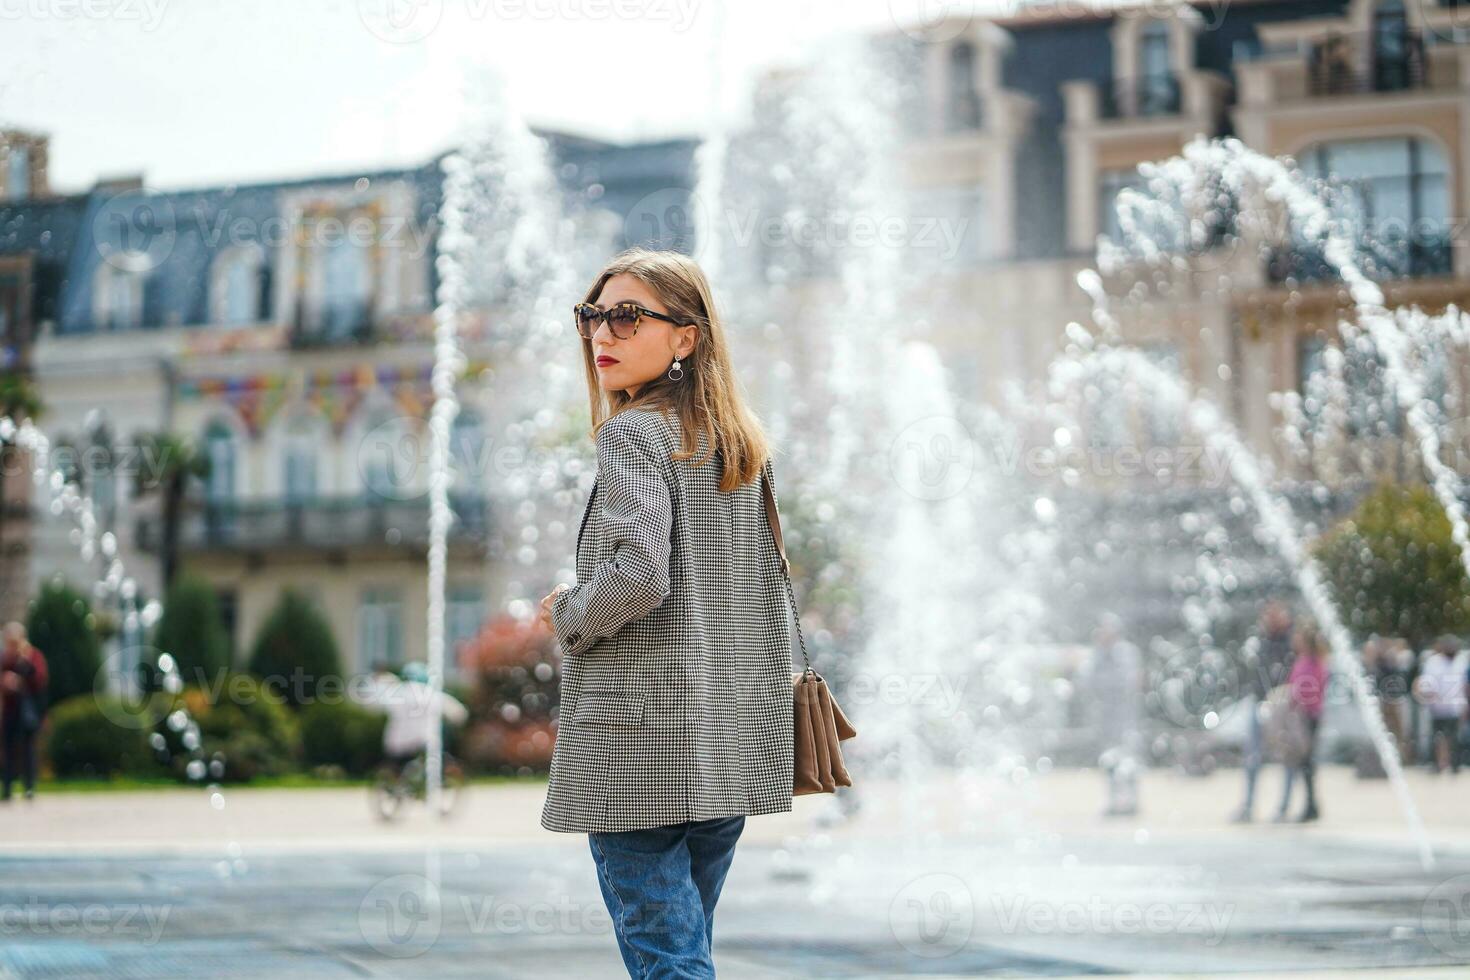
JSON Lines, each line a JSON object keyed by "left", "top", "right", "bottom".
{"left": 1275, "top": 623, "right": 1330, "bottom": 823}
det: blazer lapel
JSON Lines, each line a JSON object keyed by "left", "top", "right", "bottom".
{"left": 574, "top": 476, "right": 599, "bottom": 558}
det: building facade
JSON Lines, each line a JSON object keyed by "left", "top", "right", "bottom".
{"left": 890, "top": 0, "right": 1470, "bottom": 459}
{"left": 0, "top": 128, "right": 697, "bottom": 678}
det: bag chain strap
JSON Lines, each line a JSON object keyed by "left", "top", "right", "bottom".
{"left": 760, "top": 459, "right": 813, "bottom": 676}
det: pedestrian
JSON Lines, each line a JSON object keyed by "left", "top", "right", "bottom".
{"left": 1385, "top": 638, "right": 1416, "bottom": 763}
{"left": 536, "top": 248, "right": 796, "bottom": 978}
{"left": 1, "top": 621, "right": 49, "bottom": 802}
{"left": 1275, "top": 622, "right": 1329, "bottom": 823}
{"left": 1415, "top": 635, "right": 1466, "bottom": 775}
{"left": 1230, "top": 599, "right": 1294, "bottom": 823}
{"left": 1080, "top": 612, "right": 1143, "bottom": 817}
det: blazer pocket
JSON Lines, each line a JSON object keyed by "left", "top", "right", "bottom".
{"left": 572, "top": 689, "right": 646, "bottom": 727}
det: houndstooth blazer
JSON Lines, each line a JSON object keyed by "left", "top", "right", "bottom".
{"left": 541, "top": 406, "right": 796, "bottom": 834}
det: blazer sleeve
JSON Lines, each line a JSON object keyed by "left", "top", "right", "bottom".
{"left": 550, "top": 415, "right": 673, "bottom": 655}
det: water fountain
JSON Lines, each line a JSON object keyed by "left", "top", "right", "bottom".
{"left": 0, "top": 414, "right": 244, "bottom": 877}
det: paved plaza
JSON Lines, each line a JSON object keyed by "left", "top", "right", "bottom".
{"left": 3, "top": 767, "right": 1470, "bottom": 977}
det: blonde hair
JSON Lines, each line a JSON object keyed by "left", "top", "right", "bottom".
{"left": 577, "top": 247, "right": 771, "bottom": 492}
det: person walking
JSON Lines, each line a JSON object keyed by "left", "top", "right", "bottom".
{"left": 1080, "top": 612, "right": 1143, "bottom": 817}
{"left": 359, "top": 661, "right": 469, "bottom": 776}
{"left": 1230, "top": 599, "right": 1293, "bottom": 823}
{"left": 1, "top": 621, "right": 49, "bottom": 802}
{"left": 536, "top": 248, "right": 796, "bottom": 979}
{"left": 1415, "top": 635, "right": 1466, "bottom": 775}
{"left": 1275, "top": 623, "right": 1330, "bottom": 823}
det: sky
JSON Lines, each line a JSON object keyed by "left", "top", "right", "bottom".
{"left": 0, "top": 0, "right": 947, "bottom": 194}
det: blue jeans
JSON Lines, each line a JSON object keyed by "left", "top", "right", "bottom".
{"left": 588, "top": 814, "right": 745, "bottom": 979}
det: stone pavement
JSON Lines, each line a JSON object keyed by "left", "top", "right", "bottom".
{"left": 2, "top": 767, "right": 1469, "bottom": 977}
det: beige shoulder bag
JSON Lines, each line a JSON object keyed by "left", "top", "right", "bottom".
{"left": 760, "top": 461, "right": 856, "bottom": 795}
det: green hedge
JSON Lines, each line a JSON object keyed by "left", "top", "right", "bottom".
{"left": 153, "top": 674, "right": 302, "bottom": 783}
{"left": 45, "top": 694, "right": 160, "bottom": 779}
{"left": 299, "top": 700, "right": 388, "bottom": 777}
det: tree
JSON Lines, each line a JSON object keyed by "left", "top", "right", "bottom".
{"left": 152, "top": 574, "right": 232, "bottom": 688}
{"left": 131, "top": 431, "right": 209, "bottom": 592}
{"left": 246, "top": 589, "right": 343, "bottom": 710}
{"left": 1316, "top": 481, "right": 1470, "bottom": 651}
{"left": 25, "top": 578, "right": 104, "bottom": 707}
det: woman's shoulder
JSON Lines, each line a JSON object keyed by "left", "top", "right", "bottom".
{"left": 595, "top": 407, "right": 680, "bottom": 465}
{"left": 599, "top": 406, "right": 678, "bottom": 443}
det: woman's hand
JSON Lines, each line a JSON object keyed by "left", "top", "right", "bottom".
{"left": 538, "top": 583, "right": 571, "bottom": 633}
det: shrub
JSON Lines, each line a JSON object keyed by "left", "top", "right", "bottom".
{"left": 246, "top": 589, "right": 343, "bottom": 710}
{"left": 45, "top": 694, "right": 158, "bottom": 779}
{"left": 152, "top": 574, "right": 232, "bottom": 688}
{"left": 152, "top": 674, "right": 302, "bottom": 784}
{"left": 26, "top": 579, "right": 103, "bottom": 707}
{"left": 299, "top": 700, "right": 387, "bottom": 777}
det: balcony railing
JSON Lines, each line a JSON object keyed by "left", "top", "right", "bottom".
{"left": 289, "top": 295, "right": 377, "bottom": 348}
{"left": 1100, "top": 73, "right": 1181, "bottom": 119}
{"left": 1266, "top": 233, "right": 1454, "bottom": 285}
{"left": 1308, "top": 31, "right": 1430, "bottom": 96}
{"left": 136, "top": 493, "right": 490, "bottom": 555}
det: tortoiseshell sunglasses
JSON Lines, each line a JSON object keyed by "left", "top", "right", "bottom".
{"left": 574, "top": 301, "right": 692, "bottom": 340}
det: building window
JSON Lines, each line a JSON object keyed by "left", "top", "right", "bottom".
{"left": 281, "top": 416, "right": 320, "bottom": 505}
{"left": 204, "top": 420, "right": 237, "bottom": 503}
{"left": 212, "top": 246, "right": 269, "bottom": 326}
{"left": 1139, "top": 19, "right": 1171, "bottom": 79}
{"left": 6, "top": 145, "right": 29, "bottom": 200}
{"left": 358, "top": 406, "right": 412, "bottom": 502}
{"left": 945, "top": 42, "right": 982, "bottom": 131}
{"left": 322, "top": 235, "right": 369, "bottom": 336}
{"left": 1373, "top": 0, "right": 1417, "bottom": 91}
{"left": 203, "top": 419, "right": 238, "bottom": 540}
{"left": 96, "top": 265, "right": 145, "bottom": 332}
{"left": 358, "top": 587, "right": 404, "bottom": 670}
{"left": 1299, "top": 333, "right": 1399, "bottom": 438}
{"left": 451, "top": 409, "right": 487, "bottom": 533}
{"left": 82, "top": 413, "right": 117, "bottom": 530}
{"left": 1098, "top": 168, "right": 1152, "bottom": 246}
{"left": 446, "top": 584, "right": 485, "bottom": 678}
{"left": 451, "top": 409, "right": 486, "bottom": 495}
{"left": 1295, "top": 136, "right": 1450, "bottom": 280}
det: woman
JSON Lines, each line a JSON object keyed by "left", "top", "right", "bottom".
{"left": 536, "top": 247, "right": 795, "bottom": 978}
{"left": 1275, "top": 622, "right": 1330, "bottom": 823}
